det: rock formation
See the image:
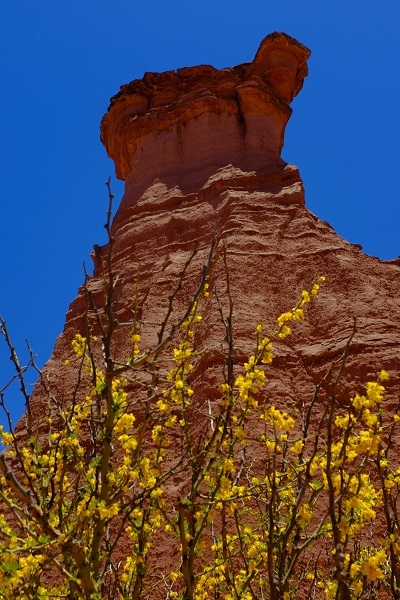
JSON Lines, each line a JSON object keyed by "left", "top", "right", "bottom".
{"left": 28, "top": 31, "right": 399, "bottom": 424}
{"left": 9, "top": 30, "right": 400, "bottom": 599}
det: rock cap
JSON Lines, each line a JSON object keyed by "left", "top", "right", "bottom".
{"left": 101, "top": 32, "right": 311, "bottom": 184}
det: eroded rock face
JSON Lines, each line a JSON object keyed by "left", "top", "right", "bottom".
{"left": 21, "top": 31, "right": 399, "bottom": 432}
{"left": 32, "top": 31, "right": 399, "bottom": 422}
{"left": 100, "top": 32, "right": 310, "bottom": 203}
{"left": 16, "top": 31, "right": 400, "bottom": 597}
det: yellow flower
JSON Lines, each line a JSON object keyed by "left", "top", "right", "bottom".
{"left": 157, "top": 398, "right": 170, "bottom": 412}
{"left": 292, "top": 308, "right": 304, "bottom": 320}
{"left": 360, "top": 548, "right": 386, "bottom": 581}
{"left": 378, "top": 369, "right": 389, "bottom": 381}
{"left": 71, "top": 333, "right": 87, "bottom": 356}
{"left": 0, "top": 432, "right": 13, "bottom": 446}
{"left": 261, "top": 406, "right": 295, "bottom": 431}
{"left": 366, "top": 381, "right": 385, "bottom": 404}
{"left": 115, "top": 412, "right": 135, "bottom": 433}
{"left": 277, "top": 311, "right": 293, "bottom": 327}
{"left": 97, "top": 501, "right": 120, "bottom": 520}
{"left": 151, "top": 425, "right": 163, "bottom": 443}
{"left": 335, "top": 413, "right": 350, "bottom": 429}
{"left": 235, "top": 427, "right": 247, "bottom": 444}
{"left": 277, "top": 325, "right": 291, "bottom": 339}
{"left": 298, "top": 503, "right": 313, "bottom": 523}
{"left": 291, "top": 439, "right": 304, "bottom": 455}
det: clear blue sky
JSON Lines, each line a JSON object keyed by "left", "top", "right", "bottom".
{"left": 1, "top": 1, "right": 399, "bottom": 428}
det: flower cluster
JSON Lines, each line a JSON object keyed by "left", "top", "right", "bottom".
{"left": 2, "top": 271, "right": 400, "bottom": 600}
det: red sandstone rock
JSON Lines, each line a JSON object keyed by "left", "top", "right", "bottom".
{"left": 100, "top": 32, "right": 309, "bottom": 195}
{"left": 15, "top": 31, "right": 400, "bottom": 597}
{"left": 30, "top": 31, "right": 399, "bottom": 424}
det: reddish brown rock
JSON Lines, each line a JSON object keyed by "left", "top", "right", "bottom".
{"left": 100, "top": 32, "right": 309, "bottom": 201}
{"left": 30, "top": 31, "right": 399, "bottom": 424}
{"left": 12, "top": 30, "right": 400, "bottom": 598}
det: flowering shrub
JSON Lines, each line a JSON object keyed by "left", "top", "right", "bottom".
{"left": 0, "top": 191, "right": 399, "bottom": 599}
{"left": 1, "top": 267, "right": 399, "bottom": 600}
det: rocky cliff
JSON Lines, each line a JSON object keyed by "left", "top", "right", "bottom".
{"left": 10, "top": 31, "right": 400, "bottom": 599}
{"left": 26, "top": 32, "right": 399, "bottom": 426}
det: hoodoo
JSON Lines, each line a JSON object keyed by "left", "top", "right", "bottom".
{"left": 29, "top": 31, "right": 399, "bottom": 420}
{"left": 7, "top": 32, "right": 400, "bottom": 599}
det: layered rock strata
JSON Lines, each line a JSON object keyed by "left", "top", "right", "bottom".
{"left": 12, "top": 30, "right": 400, "bottom": 598}
{"left": 30, "top": 31, "right": 399, "bottom": 425}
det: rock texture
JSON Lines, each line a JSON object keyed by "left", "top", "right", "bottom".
{"left": 101, "top": 32, "right": 309, "bottom": 203}
{"left": 29, "top": 31, "right": 399, "bottom": 425}
{"left": 14, "top": 30, "right": 400, "bottom": 598}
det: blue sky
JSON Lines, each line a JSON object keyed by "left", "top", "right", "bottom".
{"left": 1, "top": 0, "right": 399, "bottom": 428}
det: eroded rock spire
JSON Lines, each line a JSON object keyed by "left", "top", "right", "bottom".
{"left": 101, "top": 32, "right": 310, "bottom": 199}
